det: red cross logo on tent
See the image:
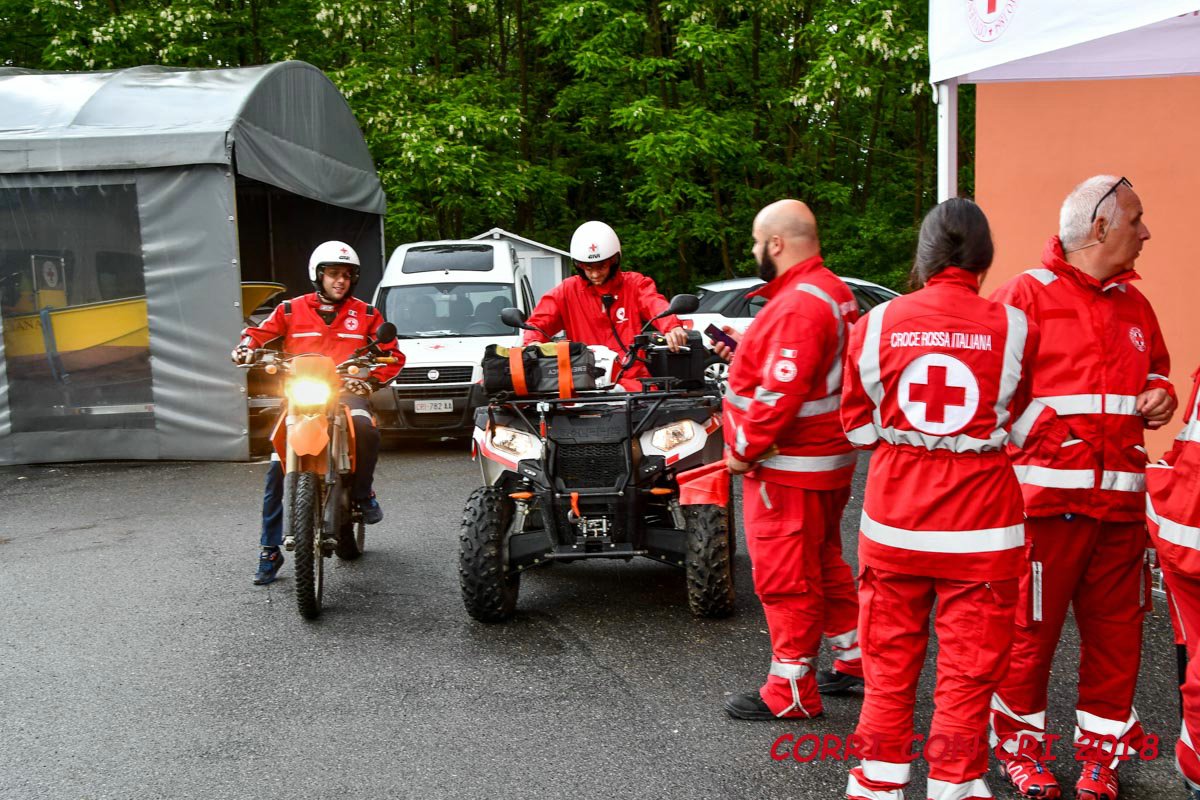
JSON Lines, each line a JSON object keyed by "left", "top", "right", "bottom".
{"left": 967, "top": 0, "right": 1017, "bottom": 42}
{"left": 898, "top": 353, "right": 980, "bottom": 435}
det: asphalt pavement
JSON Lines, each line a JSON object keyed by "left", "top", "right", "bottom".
{"left": 0, "top": 445, "right": 1187, "bottom": 799}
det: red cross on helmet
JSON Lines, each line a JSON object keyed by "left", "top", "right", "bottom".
{"left": 570, "top": 221, "right": 621, "bottom": 280}
{"left": 308, "top": 240, "right": 361, "bottom": 293}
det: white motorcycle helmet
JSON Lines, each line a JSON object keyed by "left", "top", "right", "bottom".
{"left": 308, "top": 240, "right": 361, "bottom": 293}
{"left": 569, "top": 221, "right": 621, "bottom": 278}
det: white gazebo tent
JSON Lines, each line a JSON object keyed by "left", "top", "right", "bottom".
{"left": 930, "top": 1, "right": 1200, "bottom": 201}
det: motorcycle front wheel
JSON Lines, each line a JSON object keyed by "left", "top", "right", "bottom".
{"left": 285, "top": 470, "right": 325, "bottom": 619}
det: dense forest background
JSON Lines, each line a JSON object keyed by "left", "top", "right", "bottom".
{"left": 1, "top": 0, "right": 974, "bottom": 292}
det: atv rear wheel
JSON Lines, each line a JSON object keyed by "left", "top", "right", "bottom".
{"left": 458, "top": 487, "right": 520, "bottom": 622}
{"left": 684, "top": 502, "right": 736, "bottom": 618}
{"left": 286, "top": 471, "right": 325, "bottom": 620}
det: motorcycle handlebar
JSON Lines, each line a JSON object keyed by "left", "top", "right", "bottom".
{"left": 239, "top": 349, "right": 393, "bottom": 374}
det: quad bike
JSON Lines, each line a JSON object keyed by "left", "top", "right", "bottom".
{"left": 240, "top": 323, "right": 398, "bottom": 619}
{"left": 458, "top": 295, "right": 736, "bottom": 622}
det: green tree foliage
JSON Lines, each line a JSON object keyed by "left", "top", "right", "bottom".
{"left": 4, "top": 0, "right": 937, "bottom": 291}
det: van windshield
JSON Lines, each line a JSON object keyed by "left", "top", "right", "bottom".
{"left": 377, "top": 283, "right": 517, "bottom": 338}
{"left": 401, "top": 244, "right": 494, "bottom": 273}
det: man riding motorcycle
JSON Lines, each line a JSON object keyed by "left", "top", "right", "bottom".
{"left": 233, "top": 241, "right": 403, "bottom": 585}
{"left": 521, "top": 220, "right": 688, "bottom": 389}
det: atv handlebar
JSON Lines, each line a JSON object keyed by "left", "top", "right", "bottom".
{"left": 613, "top": 333, "right": 697, "bottom": 384}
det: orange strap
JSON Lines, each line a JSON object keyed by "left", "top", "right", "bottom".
{"left": 508, "top": 346, "right": 528, "bottom": 395}
{"left": 556, "top": 341, "right": 573, "bottom": 398}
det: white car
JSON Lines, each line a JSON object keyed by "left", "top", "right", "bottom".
{"left": 679, "top": 275, "right": 900, "bottom": 381}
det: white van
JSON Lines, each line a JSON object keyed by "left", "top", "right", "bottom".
{"left": 369, "top": 239, "right": 543, "bottom": 438}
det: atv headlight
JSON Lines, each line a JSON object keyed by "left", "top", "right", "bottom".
{"left": 288, "top": 377, "right": 332, "bottom": 408}
{"left": 650, "top": 419, "right": 696, "bottom": 452}
{"left": 492, "top": 426, "right": 538, "bottom": 458}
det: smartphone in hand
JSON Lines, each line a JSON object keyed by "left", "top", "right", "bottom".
{"left": 704, "top": 323, "right": 738, "bottom": 353}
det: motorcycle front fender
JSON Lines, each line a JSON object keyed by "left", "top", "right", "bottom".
{"left": 289, "top": 413, "right": 330, "bottom": 457}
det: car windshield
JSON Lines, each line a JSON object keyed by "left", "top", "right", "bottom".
{"left": 378, "top": 283, "right": 517, "bottom": 338}
{"left": 695, "top": 287, "right": 745, "bottom": 314}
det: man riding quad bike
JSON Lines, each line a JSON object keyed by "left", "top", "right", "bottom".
{"left": 457, "top": 292, "right": 737, "bottom": 622}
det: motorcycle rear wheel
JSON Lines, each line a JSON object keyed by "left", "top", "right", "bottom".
{"left": 334, "top": 478, "right": 366, "bottom": 560}
{"left": 286, "top": 471, "right": 325, "bottom": 619}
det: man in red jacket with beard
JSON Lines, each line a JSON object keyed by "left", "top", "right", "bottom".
{"left": 521, "top": 221, "right": 687, "bottom": 388}
{"left": 989, "top": 176, "right": 1175, "bottom": 800}
{"left": 721, "top": 199, "right": 864, "bottom": 721}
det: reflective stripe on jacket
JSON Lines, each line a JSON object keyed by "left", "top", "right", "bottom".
{"left": 722, "top": 255, "right": 859, "bottom": 490}
{"left": 841, "top": 267, "right": 1065, "bottom": 581}
{"left": 1149, "top": 368, "right": 1200, "bottom": 575}
{"left": 240, "top": 292, "right": 403, "bottom": 383}
{"left": 990, "top": 236, "right": 1173, "bottom": 522}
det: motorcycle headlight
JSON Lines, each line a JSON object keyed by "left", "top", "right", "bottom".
{"left": 492, "top": 426, "right": 538, "bottom": 458}
{"left": 288, "top": 377, "right": 332, "bottom": 408}
{"left": 650, "top": 419, "right": 696, "bottom": 452}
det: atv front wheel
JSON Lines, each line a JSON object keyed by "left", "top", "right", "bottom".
{"left": 684, "top": 502, "right": 736, "bottom": 618}
{"left": 458, "top": 487, "right": 520, "bottom": 622}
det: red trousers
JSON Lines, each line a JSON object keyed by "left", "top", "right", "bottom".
{"left": 845, "top": 568, "right": 1016, "bottom": 800}
{"left": 741, "top": 477, "right": 860, "bottom": 718}
{"left": 1162, "top": 569, "right": 1200, "bottom": 788}
{"left": 991, "top": 515, "right": 1149, "bottom": 768}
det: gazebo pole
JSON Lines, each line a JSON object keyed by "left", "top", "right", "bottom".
{"left": 936, "top": 79, "right": 959, "bottom": 202}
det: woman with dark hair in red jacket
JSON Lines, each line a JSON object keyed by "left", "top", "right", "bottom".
{"left": 842, "top": 199, "right": 1067, "bottom": 800}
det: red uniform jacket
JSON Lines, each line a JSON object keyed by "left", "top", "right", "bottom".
{"left": 990, "top": 237, "right": 1173, "bottom": 522}
{"left": 522, "top": 270, "right": 680, "bottom": 387}
{"left": 239, "top": 293, "right": 403, "bottom": 384}
{"left": 841, "top": 267, "right": 1066, "bottom": 581}
{"left": 1148, "top": 368, "right": 1200, "bottom": 575}
{"left": 722, "top": 255, "right": 859, "bottom": 490}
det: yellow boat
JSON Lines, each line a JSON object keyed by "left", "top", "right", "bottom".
{"left": 3, "top": 282, "right": 287, "bottom": 375}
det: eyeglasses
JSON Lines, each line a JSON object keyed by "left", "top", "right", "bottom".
{"left": 1090, "top": 176, "right": 1132, "bottom": 222}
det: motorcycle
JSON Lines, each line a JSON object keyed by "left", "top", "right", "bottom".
{"left": 458, "top": 295, "right": 736, "bottom": 622}
{"left": 241, "top": 322, "right": 398, "bottom": 619}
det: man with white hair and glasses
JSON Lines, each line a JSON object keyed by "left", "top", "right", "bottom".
{"left": 988, "top": 176, "right": 1176, "bottom": 800}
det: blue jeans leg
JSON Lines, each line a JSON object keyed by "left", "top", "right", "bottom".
{"left": 260, "top": 459, "right": 283, "bottom": 549}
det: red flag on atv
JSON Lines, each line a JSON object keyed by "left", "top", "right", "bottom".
{"left": 677, "top": 461, "right": 730, "bottom": 506}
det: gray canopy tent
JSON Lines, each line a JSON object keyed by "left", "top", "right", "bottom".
{"left": 0, "top": 61, "right": 385, "bottom": 465}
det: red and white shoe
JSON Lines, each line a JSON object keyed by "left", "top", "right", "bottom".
{"left": 1075, "top": 761, "right": 1118, "bottom": 800}
{"left": 999, "top": 756, "right": 1062, "bottom": 798}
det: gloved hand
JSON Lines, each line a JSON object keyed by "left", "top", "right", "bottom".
{"left": 231, "top": 345, "right": 254, "bottom": 365}
{"left": 344, "top": 378, "right": 373, "bottom": 397}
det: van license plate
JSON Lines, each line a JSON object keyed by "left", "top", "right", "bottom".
{"left": 414, "top": 399, "right": 454, "bottom": 414}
